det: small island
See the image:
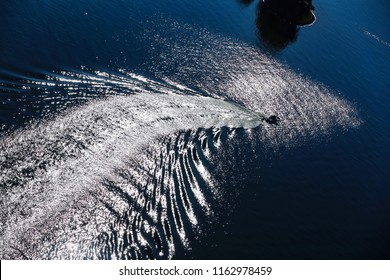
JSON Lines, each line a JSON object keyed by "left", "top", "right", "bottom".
{"left": 257, "top": 0, "right": 316, "bottom": 50}
{"left": 264, "top": 0, "right": 315, "bottom": 26}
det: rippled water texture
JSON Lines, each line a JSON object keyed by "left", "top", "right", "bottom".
{"left": 0, "top": 64, "right": 358, "bottom": 259}
{"left": 1, "top": 0, "right": 388, "bottom": 260}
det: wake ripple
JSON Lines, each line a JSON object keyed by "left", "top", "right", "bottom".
{"left": 0, "top": 77, "right": 260, "bottom": 259}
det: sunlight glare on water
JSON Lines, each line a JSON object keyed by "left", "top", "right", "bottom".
{"left": 0, "top": 4, "right": 369, "bottom": 259}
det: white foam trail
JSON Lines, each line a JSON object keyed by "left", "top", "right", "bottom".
{"left": 364, "top": 29, "right": 390, "bottom": 48}
{"left": 0, "top": 90, "right": 261, "bottom": 259}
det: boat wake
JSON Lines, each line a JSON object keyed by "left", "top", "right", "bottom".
{"left": 0, "top": 20, "right": 361, "bottom": 259}
{"left": 363, "top": 29, "right": 390, "bottom": 48}
{"left": 0, "top": 72, "right": 263, "bottom": 259}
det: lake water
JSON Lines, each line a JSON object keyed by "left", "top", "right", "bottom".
{"left": 0, "top": 0, "right": 389, "bottom": 259}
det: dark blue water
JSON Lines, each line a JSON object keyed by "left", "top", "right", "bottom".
{"left": 0, "top": 0, "right": 389, "bottom": 259}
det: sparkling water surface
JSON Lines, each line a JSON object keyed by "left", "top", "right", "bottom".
{"left": 0, "top": 0, "right": 389, "bottom": 259}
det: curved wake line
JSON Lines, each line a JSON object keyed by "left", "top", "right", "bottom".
{"left": 0, "top": 89, "right": 261, "bottom": 259}
{"left": 363, "top": 29, "right": 390, "bottom": 48}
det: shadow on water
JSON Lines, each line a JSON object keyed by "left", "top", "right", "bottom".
{"left": 256, "top": 0, "right": 316, "bottom": 50}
